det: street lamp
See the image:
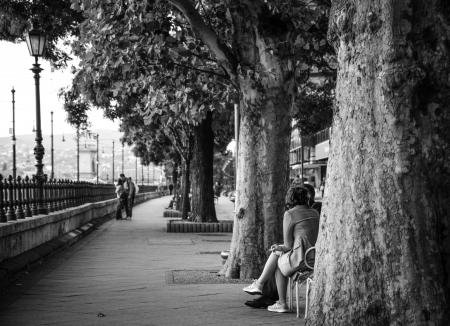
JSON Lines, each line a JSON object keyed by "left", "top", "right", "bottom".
{"left": 50, "top": 111, "right": 54, "bottom": 179}
{"left": 11, "top": 87, "right": 16, "bottom": 179}
{"left": 76, "top": 127, "right": 80, "bottom": 181}
{"left": 26, "top": 23, "right": 48, "bottom": 215}
{"left": 96, "top": 133, "right": 99, "bottom": 184}
{"left": 112, "top": 140, "right": 115, "bottom": 183}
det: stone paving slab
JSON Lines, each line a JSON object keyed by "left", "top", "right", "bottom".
{"left": 0, "top": 196, "right": 306, "bottom": 326}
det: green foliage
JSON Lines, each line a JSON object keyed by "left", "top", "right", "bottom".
{"left": 0, "top": 0, "right": 83, "bottom": 68}
{"left": 63, "top": 0, "right": 236, "bottom": 163}
{"left": 120, "top": 110, "right": 180, "bottom": 167}
{"left": 61, "top": 0, "right": 335, "bottom": 164}
{"left": 293, "top": 81, "right": 334, "bottom": 135}
{"left": 213, "top": 150, "right": 235, "bottom": 192}
{"left": 58, "top": 87, "right": 90, "bottom": 130}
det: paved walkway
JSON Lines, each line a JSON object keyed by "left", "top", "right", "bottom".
{"left": 0, "top": 196, "right": 306, "bottom": 326}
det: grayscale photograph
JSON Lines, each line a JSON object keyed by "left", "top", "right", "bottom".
{"left": 0, "top": 0, "right": 449, "bottom": 325}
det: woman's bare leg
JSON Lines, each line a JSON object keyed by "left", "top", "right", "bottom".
{"left": 255, "top": 252, "right": 279, "bottom": 287}
{"left": 275, "top": 268, "right": 288, "bottom": 304}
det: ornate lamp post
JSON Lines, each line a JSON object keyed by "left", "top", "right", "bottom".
{"left": 76, "top": 127, "right": 80, "bottom": 181}
{"left": 26, "top": 23, "right": 48, "bottom": 215}
{"left": 96, "top": 133, "right": 99, "bottom": 184}
{"left": 50, "top": 111, "right": 54, "bottom": 179}
{"left": 112, "top": 140, "right": 115, "bottom": 183}
{"left": 11, "top": 87, "right": 16, "bottom": 179}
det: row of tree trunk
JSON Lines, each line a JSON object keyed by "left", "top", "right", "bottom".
{"left": 175, "top": 110, "right": 218, "bottom": 223}
{"left": 171, "top": 1, "right": 450, "bottom": 323}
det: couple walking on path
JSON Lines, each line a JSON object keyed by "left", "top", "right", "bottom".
{"left": 115, "top": 173, "right": 138, "bottom": 220}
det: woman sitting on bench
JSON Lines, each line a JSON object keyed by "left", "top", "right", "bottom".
{"left": 242, "top": 184, "right": 320, "bottom": 313}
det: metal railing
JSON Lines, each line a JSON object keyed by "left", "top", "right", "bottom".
{"left": 312, "top": 127, "right": 330, "bottom": 145}
{"left": 290, "top": 127, "right": 331, "bottom": 152}
{"left": 0, "top": 174, "right": 116, "bottom": 223}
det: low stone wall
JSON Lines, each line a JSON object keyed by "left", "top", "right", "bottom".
{"left": 167, "top": 219, "right": 233, "bottom": 233}
{"left": 0, "top": 191, "right": 161, "bottom": 264}
{"left": 163, "top": 209, "right": 183, "bottom": 218}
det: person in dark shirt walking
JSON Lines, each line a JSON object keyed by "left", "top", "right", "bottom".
{"left": 118, "top": 174, "right": 131, "bottom": 219}
{"left": 115, "top": 178, "right": 127, "bottom": 220}
{"left": 127, "top": 177, "right": 138, "bottom": 219}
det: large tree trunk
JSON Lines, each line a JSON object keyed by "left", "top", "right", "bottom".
{"left": 190, "top": 111, "right": 217, "bottom": 222}
{"left": 172, "top": 161, "right": 179, "bottom": 208}
{"left": 180, "top": 159, "right": 191, "bottom": 219}
{"left": 222, "top": 90, "right": 292, "bottom": 279}
{"left": 171, "top": 0, "right": 295, "bottom": 279}
{"left": 220, "top": 4, "right": 294, "bottom": 279}
{"left": 308, "top": 1, "right": 450, "bottom": 324}
{"left": 172, "top": 162, "right": 178, "bottom": 195}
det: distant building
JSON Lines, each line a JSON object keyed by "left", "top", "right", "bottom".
{"left": 289, "top": 127, "right": 330, "bottom": 189}
{"left": 80, "top": 142, "right": 97, "bottom": 180}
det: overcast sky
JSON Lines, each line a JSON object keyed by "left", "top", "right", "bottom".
{"left": 0, "top": 41, "right": 119, "bottom": 138}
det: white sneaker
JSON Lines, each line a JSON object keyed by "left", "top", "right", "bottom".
{"left": 243, "top": 280, "right": 263, "bottom": 295}
{"left": 267, "top": 301, "right": 289, "bottom": 313}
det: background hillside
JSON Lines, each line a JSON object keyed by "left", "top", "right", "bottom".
{"left": 0, "top": 130, "right": 163, "bottom": 183}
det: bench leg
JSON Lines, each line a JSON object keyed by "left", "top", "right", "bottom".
{"left": 305, "top": 278, "right": 313, "bottom": 319}
{"left": 288, "top": 277, "right": 293, "bottom": 312}
{"left": 296, "top": 281, "right": 300, "bottom": 318}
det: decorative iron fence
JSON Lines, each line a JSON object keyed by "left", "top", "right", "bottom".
{"left": 0, "top": 174, "right": 116, "bottom": 223}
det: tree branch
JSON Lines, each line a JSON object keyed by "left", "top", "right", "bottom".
{"left": 167, "top": 125, "right": 188, "bottom": 161}
{"left": 171, "top": 61, "right": 228, "bottom": 79}
{"left": 167, "top": 0, "right": 237, "bottom": 79}
{"left": 177, "top": 46, "right": 218, "bottom": 64}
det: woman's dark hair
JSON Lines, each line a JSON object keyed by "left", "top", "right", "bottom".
{"left": 285, "top": 185, "right": 309, "bottom": 209}
{"left": 303, "top": 183, "right": 315, "bottom": 207}
{"left": 117, "top": 179, "right": 123, "bottom": 185}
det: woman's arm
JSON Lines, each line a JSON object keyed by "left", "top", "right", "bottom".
{"left": 282, "top": 211, "right": 294, "bottom": 251}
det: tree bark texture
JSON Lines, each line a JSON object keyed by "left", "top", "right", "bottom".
{"left": 172, "top": 161, "right": 181, "bottom": 210}
{"left": 308, "top": 1, "right": 450, "bottom": 325}
{"left": 220, "top": 3, "right": 295, "bottom": 279}
{"left": 171, "top": 1, "right": 295, "bottom": 278}
{"left": 190, "top": 111, "right": 218, "bottom": 222}
{"left": 223, "top": 94, "right": 291, "bottom": 279}
{"left": 172, "top": 162, "right": 178, "bottom": 197}
{"left": 180, "top": 159, "right": 191, "bottom": 219}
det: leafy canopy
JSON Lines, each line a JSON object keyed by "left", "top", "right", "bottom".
{"left": 0, "top": 0, "right": 83, "bottom": 68}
